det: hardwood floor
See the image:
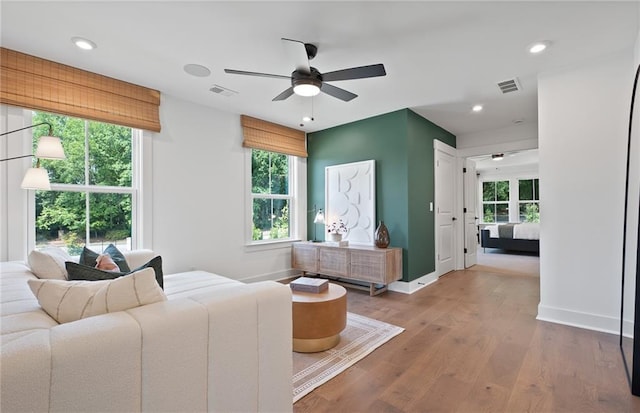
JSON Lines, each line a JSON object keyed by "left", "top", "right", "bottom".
{"left": 293, "top": 252, "right": 640, "bottom": 413}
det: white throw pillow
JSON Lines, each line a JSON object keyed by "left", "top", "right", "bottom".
{"left": 28, "top": 268, "right": 167, "bottom": 324}
{"left": 28, "top": 247, "right": 73, "bottom": 280}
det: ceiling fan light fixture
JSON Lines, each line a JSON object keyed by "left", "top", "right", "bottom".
{"left": 293, "top": 81, "right": 321, "bottom": 97}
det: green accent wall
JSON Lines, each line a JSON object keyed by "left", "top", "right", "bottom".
{"left": 307, "top": 108, "right": 456, "bottom": 282}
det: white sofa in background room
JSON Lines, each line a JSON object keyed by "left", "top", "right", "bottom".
{"left": 1, "top": 249, "right": 293, "bottom": 412}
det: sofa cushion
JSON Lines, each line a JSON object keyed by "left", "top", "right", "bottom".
{"left": 79, "top": 244, "right": 130, "bottom": 272}
{"left": 1, "top": 310, "right": 59, "bottom": 335}
{"left": 163, "top": 270, "right": 242, "bottom": 300}
{"left": 65, "top": 256, "right": 164, "bottom": 289}
{"left": 27, "top": 268, "right": 166, "bottom": 324}
{"left": 27, "top": 247, "right": 73, "bottom": 280}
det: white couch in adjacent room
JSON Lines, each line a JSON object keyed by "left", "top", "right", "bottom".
{"left": 1, "top": 249, "right": 293, "bottom": 412}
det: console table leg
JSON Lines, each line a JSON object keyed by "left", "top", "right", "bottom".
{"left": 369, "top": 283, "right": 388, "bottom": 296}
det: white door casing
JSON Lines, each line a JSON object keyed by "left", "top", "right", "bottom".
{"left": 435, "top": 141, "right": 456, "bottom": 276}
{"left": 463, "top": 158, "right": 478, "bottom": 268}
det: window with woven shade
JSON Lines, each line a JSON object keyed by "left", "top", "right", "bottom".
{"left": 241, "top": 115, "right": 305, "bottom": 244}
{"left": 241, "top": 115, "right": 306, "bottom": 158}
{"left": 0, "top": 47, "right": 161, "bottom": 132}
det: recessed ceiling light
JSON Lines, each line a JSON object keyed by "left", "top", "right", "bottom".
{"left": 302, "top": 116, "right": 312, "bottom": 122}
{"left": 184, "top": 64, "right": 211, "bottom": 77}
{"left": 529, "top": 41, "right": 550, "bottom": 54}
{"left": 492, "top": 153, "right": 505, "bottom": 161}
{"left": 472, "top": 105, "right": 483, "bottom": 112}
{"left": 71, "top": 37, "right": 97, "bottom": 50}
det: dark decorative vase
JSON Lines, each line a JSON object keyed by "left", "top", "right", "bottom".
{"left": 374, "top": 221, "right": 390, "bottom": 248}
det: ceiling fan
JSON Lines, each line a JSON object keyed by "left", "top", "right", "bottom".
{"left": 224, "top": 38, "right": 386, "bottom": 102}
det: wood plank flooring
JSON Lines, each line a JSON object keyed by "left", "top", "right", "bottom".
{"left": 293, "top": 251, "right": 640, "bottom": 413}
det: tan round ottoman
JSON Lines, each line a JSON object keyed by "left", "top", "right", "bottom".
{"left": 292, "top": 283, "right": 347, "bottom": 353}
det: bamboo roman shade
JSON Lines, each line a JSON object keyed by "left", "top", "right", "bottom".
{"left": 0, "top": 47, "right": 161, "bottom": 132}
{"left": 241, "top": 115, "right": 307, "bottom": 158}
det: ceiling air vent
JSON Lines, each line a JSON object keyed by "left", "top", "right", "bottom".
{"left": 209, "top": 85, "right": 238, "bottom": 97}
{"left": 497, "top": 78, "right": 521, "bottom": 94}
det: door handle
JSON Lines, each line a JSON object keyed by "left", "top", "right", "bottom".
{"left": 452, "top": 217, "right": 457, "bottom": 221}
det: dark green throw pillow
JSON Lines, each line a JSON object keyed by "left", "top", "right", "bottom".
{"left": 79, "top": 244, "right": 130, "bottom": 272}
{"left": 66, "top": 255, "right": 164, "bottom": 289}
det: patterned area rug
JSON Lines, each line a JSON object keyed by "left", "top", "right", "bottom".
{"left": 293, "top": 312, "right": 404, "bottom": 403}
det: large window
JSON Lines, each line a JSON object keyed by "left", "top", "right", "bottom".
{"left": 250, "top": 149, "right": 293, "bottom": 242}
{"left": 33, "top": 111, "right": 138, "bottom": 254}
{"left": 519, "top": 178, "right": 540, "bottom": 222}
{"left": 482, "top": 180, "right": 510, "bottom": 223}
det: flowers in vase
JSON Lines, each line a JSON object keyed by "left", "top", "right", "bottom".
{"left": 327, "top": 220, "right": 347, "bottom": 234}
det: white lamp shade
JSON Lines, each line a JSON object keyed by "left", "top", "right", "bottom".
{"left": 21, "top": 167, "right": 51, "bottom": 190}
{"left": 313, "top": 209, "right": 325, "bottom": 224}
{"left": 35, "top": 136, "right": 66, "bottom": 160}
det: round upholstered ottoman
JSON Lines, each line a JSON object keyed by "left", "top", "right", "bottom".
{"left": 291, "top": 283, "right": 347, "bottom": 353}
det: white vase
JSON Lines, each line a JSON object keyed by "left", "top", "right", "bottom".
{"left": 329, "top": 233, "right": 342, "bottom": 242}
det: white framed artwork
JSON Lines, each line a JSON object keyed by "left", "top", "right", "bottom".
{"left": 325, "top": 160, "right": 376, "bottom": 245}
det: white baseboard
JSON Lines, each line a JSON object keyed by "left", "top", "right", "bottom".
{"left": 389, "top": 271, "right": 438, "bottom": 294}
{"left": 622, "top": 318, "right": 634, "bottom": 339}
{"left": 536, "top": 303, "right": 622, "bottom": 336}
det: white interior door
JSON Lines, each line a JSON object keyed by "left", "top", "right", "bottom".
{"left": 463, "top": 159, "right": 478, "bottom": 268}
{"left": 435, "top": 143, "right": 456, "bottom": 276}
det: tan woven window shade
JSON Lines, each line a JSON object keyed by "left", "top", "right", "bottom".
{"left": 241, "top": 115, "right": 307, "bottom": 158}
{"left": 0, "top": 47, "right": 161, "bottom": 132}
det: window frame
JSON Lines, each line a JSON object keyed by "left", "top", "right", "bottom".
{"left": 518, "top": 178, "right": 540, "bottom": 222}
{"left": 481, "top": 180, "right": 510, "bottom": 223}
{"left": 27, "top": 111, "right": 145, "bottom": 253}
{"left": 244, "top": 148, "right": 300, "bottom": 248}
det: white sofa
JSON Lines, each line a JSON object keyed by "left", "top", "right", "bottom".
{"left": 1, "top": 249, "right": 293, "bottom": 412}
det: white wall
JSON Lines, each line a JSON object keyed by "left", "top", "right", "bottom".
{"left": 622, "top": 19, "right": 640, "bottom": 337}
{"left": 537, "top": 50, "right": 635, "bottom": 333}
{"left": 456, "top": 122, "right": 538, "bottom": 158}
{"left": 152, "top": 95, "right": 306, "bottom": 280}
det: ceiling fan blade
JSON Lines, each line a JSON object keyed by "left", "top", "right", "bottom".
{"left": 320, "top": 83, "right": 357, "bottom": 102}
{"left": 224, "top": 69, "right": 291, "bottom": 80}
{"left": 281, "top": 38, "right": 311, "bottom": 74}
{"left": 272, "top": 87, "right": 295, "bottom": 101}
{"left": 321, "top": 64, "right": 386, "bottom": 82}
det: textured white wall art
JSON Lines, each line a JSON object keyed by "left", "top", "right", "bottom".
{"left": 325, "top": 160, "right": 376, "bottom": 245}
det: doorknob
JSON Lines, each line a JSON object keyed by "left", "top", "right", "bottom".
{"left": 452, "top": 217, "right": 457, "bottom": 221}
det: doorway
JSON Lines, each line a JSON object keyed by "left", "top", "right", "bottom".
{"left": 465, "top": 149, "right": 541, "bottom": 275}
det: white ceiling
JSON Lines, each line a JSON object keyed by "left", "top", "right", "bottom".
{"left": 1, "top": 1, "right": 638, "bottom": 136}
{"left": 470, "top": 149, "right": 539, "bottom": 172}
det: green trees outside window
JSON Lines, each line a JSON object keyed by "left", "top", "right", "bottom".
{"left": 33, "top": 111, "right": 135, "bottom": 253}
{"left": 251, "top": 149, "right": 291, "bottom": 241}
{"left": 482, "top": 180, "right": 509, "bottom": 223}
{"left": 519, "top": 178, "right": 540, "bottom": 222}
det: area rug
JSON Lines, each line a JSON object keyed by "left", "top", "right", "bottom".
{"left": 292, "top": 312, "right": 404, "bottom": 403}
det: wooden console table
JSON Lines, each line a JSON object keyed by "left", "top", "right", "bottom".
{"left": 291, "top": 242, "right": 402, "bottom": 296}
